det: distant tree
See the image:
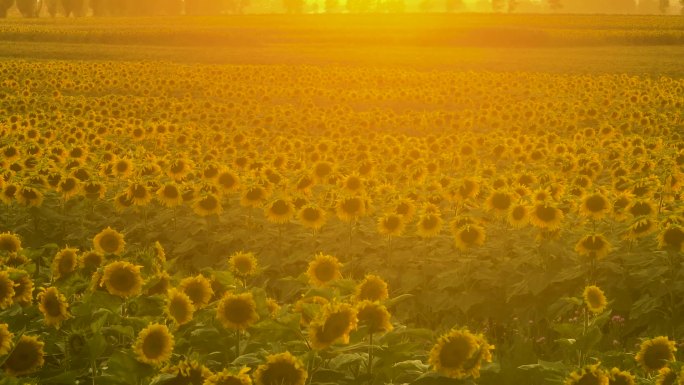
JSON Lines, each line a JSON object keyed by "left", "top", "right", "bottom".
{"left": 0, "top": 0, "right": 12, "bottom": 17}
{"left": 445, "top": 0, "right": 463, "bottom": 11}
{"left": 16, "top": 0, "right": 43, "bottom": 16}
{"left": 659, "top": 0, "right": 669, "bottom": 12}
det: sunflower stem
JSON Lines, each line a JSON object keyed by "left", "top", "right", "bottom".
{"left": 235, "top": 329, "right": 240, "bottom": 360}
{"left": 367, "top": 332, "right": 374, "bottom": 379}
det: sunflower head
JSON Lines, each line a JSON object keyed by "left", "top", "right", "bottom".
{"left": 205, "top": 367, "right": 252, "bottom": 385}
{"left": 354, "top": 274, "right": 389, "bottom": 302}
{"left": 0, "top": 232, "right": 21, "bottom": 253}
{"left": 0, "top": 271, "right": 15, "bottom": 309}
{"left": 253, "top": 351, "right": 308, "bottom": 385}
{"left": 0, "top": 323, "right": 13, "bottom": 356}
{"left": 166, "top": 288, "right": 195, "bottom": 326}
{"left": 608, "top": 367, "right": 635, "bottom": 385}
{"left": 216, "top": 292, "right": 260, "bottom": 331}
{"left": 658, "top": 224, "right": 684, "bottom": 252}
{"left": 336, "top": 195, "right": 366, "bottom": 222}
{"left": 265, "top": 198, "right": 295, "bottom": 224}
{"left": 416, "top": 213, "right": 443, "bottom": 238}
{"left": 452, "top": 224, "right": 486, "bottom": 252}
{"left": 52, "top": 247, "right": 79, "bottom": 280}
{"left": 8, "top": 268, "right": 33, "bottom": 306}
{"left": 428, "top": 328, "right": 494, "bottom": 379}
{"left": 38, "top": 286, "right": 70, "bottom": 328}
{"left": 564, "top": 363, "right": 609, "bottom": 385}
{"left": 193, "top": 193, "right": 223, "bottom": 216}
{"left": 93, "top": 227, "right": 125, "bottom": 255}
{"left": 80, "top": 250, "right": 105, "bottom": 271}
{"left": 575, "top": 234, "right": 612, "bottom": 259}
{"left": 229, "top": 251, "right": 259, "bottom": 278}
{"left": 583, "top": 285, "right": 607, "bottom": 314}
{"left": 655, "top": 366, "right": 677, "bottom": 385}
{"left": 160, "top": 359, "right": 212, "bottom": 384}
{"left": 635, "top": 336, "right": 676, "bottom": 372}
{"left": 306, "top": 253, "right": 342, "bottom": 287}
{"left": 134, "top": 323, "right": 174, "bottom": 366}
{"left": 308, "top": 302, "right": 358, "bottom": 350}
{"left": 101, "top": 261, "right": 144, "bottom": 298}
{"left": 579, "top": 192, "right": 612, "bottom": 220}
{"left": 297, "top": 205, "right": 327, "bottom": 231}
{"left": 356, "top": 300, "right": 393, "bottom": 334}
{"left": 377, "top": 213, "right": 405, "bottom": 237}
{"left": 179, "top": 274, "right": 214, "bottom": 309}
{"left": 530, "top": 203, "right": 564, "bottom": 231}
{"left": 507, "top": 203, "right": 529, "bottom": 228}
{"left": 2, "top": 335, "right": 45, "bottom": 377}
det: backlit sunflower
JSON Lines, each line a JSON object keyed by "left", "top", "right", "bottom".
{"left": 453, "top": 224, "right": 486, "bottom": 252}
{"left": 2, "top": 335, "right": 44, "bottom": 377}
{"left": 507, "top": 203, "right": 530, "bottom": 228}
{"left": 15, "top": 186, "right": 43, "bottom": 207}
{"left": 485, "top": 189, "right": 513, "bottom": 215}
{"left": 0, "top": 323, "right": 12, "bottom": 356}
{"left": 394, "top": 198, "right": 416, "bottom": 222}
{"left": 608, "top": 367, "right": 635, "bottom": 385}
{"left": 579, "top": 192, "right": 612, "bottom": 220}
{"left": 635, "top": 336, "right": 676, "bottom": 372}
{"left": 52, "top": 247, "right": 79, "bottom": 280}
{"left": 306, "top": 253, "right": 342, "bottom": 287}
{"left": 264, "top": 198, "right": 295, "bottom": 224}
{"left": 1, "top": 183, "right": 17, "bottom": 205}
{"left": 657, "top": 224, "right": 684, "bottom": 252}
{"left": 356, "top": 300, "right": 393, "bottom": 334}
{"left": 293, "top": 295, "right": 329, "bottom": 326}
{"left": 229, "top": 251, "right": 258, "bottom": 278}
{"left": 240, "top": 185, "right": 270, "bottom": 208}
{"left": 429, "top": 328, "right": 494, "bottom": 379}
{"left": 529, "top": 202, "right": 564, "bottom": 231}
{"left": 193, "top": 193, "right": 223, "bottom": 216}
{"left": 564, "top": 363, "right": 609, "bottom": 385}
{"left": 336, "top": 195, "right": 366, "bottom": 222}
{"left": 101, "top": 261, "right": 144, "bottom": 298}
{"left": 254, "top": 352, "right": 307, "bottom": 385}
{"left": 655, "top": 367, "right": 677, "bottom": 385}
{"left": 80, "top": 250, "right": 105, "bottom": 272}
{"left": 355, "top": 274, "right": 389, "bottom": 302}
{"left": 216, "top": 292, "right": 259, "bottom": 331}
{"left": 0, "top": 270, "right": 15, "bottom": 309}
{"left": 575, "top": 234, "right": 612, "bottom": 259}
{"left": 583, "top": 285, "right": 607, "bottom": 314}
{"left": 156, "top": 183, "right": 183, "bottom": 208}
{"left": 38, "top": 286, "right": 70, "bottom": 328}
{"left": 8, "top": 268, "right": 32, "bottom": 306}
{"left": 624, "top": 218, "right": 656, "bottom": 240}
{"left": 159, "top": 359, "right": 212, "bottom": 385}
{"left": 309, "top": 302, "right": 358, "bottom": 350}
{"left": 215, "top": 168, "right": 241, "bottom": 194}
{"left": 416, "top": 213, "right": 443, "bottom": 238}
{"left": 204, "top": 367, "right": 252, "bottom": 385}
{"left": 166, "top": 288, "right": 195, "bottom": 326}
{"left": 93, "top": 227, "right": 125, "bottom": 255}
{"left": 340, "top": 173, "right": 364, "bottom": 194}
{"left": 297, "top": 204, "right": 327, "bottom": 231}
{"left": 134, "top": 323, "right": 174, "bottom": 366}
{"left": 180, "top": 274, "right": 214, "bottom": 309}
{"left": 126, "top": 182, "right": 153, "bottom": 206}
{"left": 0, "top": 232, "right": 21, "bottom": 254}
{"left": 377, "top": 213, "right": 405, "bottom": 237}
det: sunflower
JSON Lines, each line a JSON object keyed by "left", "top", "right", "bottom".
{"left": 2, "top": 335, "right": 45, "bottom": 377}
{"left": 215, "top": 168, "right": 241, "bottom": 194}
{"left": 336, "top": 195, "right": 366, "bottom": 222}
{"left": 126, "top": 182, "right": 153, "bottom": 206}
{"left": 485, "top": 189, "right": 513, "bottom": 215}
{"left": 657, "top": 224, "right": 684, "bottom": 252}
{"left": 416, "top": 213, "right": 443, "bottom": 238}
{"left": 101, "top": 261, "right": 144, "bottom": 298}
{"left": 394, "top": 198, "right": 416, "bottom": 222}
{"left": 578, "top": 192, "right": 611, "bottom": 220}
{"left": 575, "top": 234, "right": 612, "bottom": 259}
{"left": 0, "top": 232, "right": 21, "bottom": 253}
{"left": 156, "top": 183, "right": 183, "bottom": 208}
{"left": 264, "top": 198, "right": 295, "bottom": 224}
{"left": 114, "top": 192, "right": 134, "bottom": 211}
{"left": 608, "top": 367, "right": 635, "bottom": 385}
{"left": 624, "top": 218, "right": 656, "bottom": 240}
{"left": 80, "top": 250, "right": 104, "bottom": 271}
{"left": 583, "top": 285, "right": 607, "bottom": 314}
{"left": 266, "top": 297, "right": 281, "bottom": 317}
{"left": 340, "top": 173, "right": 364, "bottom": 194}
{"left": 216, "top": 292, "right": 259, "bottom": 330}
{"left": 377, "top": 213, "right": 405, "bottom": 237}
{"left": 180, "top": 274, "right": 214, "bottom": 309}
{"left": 635, "top": 336, "right": 676, "bottom": 372}
{"left": 453, "top": 224, "right": 486, "bottom": 252}
{"left": 0, "top": 323, "right": 12, "bottom": 356}
{"left": 153, "top": 241, "right": 166, "bottom": 268}
{"left": 15, "top": 186, "right": 43, "bottom": 207}
{"left": 355, "top": 275, "right": 389, "bottom": 302}
{"left": 193, "top": 193, "right": 223, "bottom": 216}
{"left": 93, "top": 227, "right": 125, "bottom": 255}
{"left": 38, "top": 286, "right": 70, "bottom": 328}
{"left": 240, "top": 185, "right": 270, "bottom": 208}
{"left": 306, "top": 253, "right": 342, "bottom": 287}
{"left": 297, "top": 205, "right": 327, "bottom": 231}
{"left": 229, "top": 251, "right": 258, "bottom": 278}
{"left": 627, "top": 199, "right": 656, "bottom": 218}
{"left": 134, "top": 323, "right": 174, "bottom": 366}
{"left": 529, "top": 202, "right": 564, "bottom": 231}
{"left": 167, "top": 158, "right": 194, "bottom": 180}
{"left": 507, "top": 203, "right": 530, "bottom": 228}
{"left": 166, "top": 288, "right": 195, "bottom": 326}
{"left": 8, "top": 269, "right": 32, "bottom": 306}
{"left": 312, "top": 161, "right": 334, "bottom": 183}
{"left": 356, "top": 300, "right": 393, "bottom": 334}
{"left": 564, "top": 363, "right": 609, "bottom": 385}
{"left": 429, "top": 328, "right": 494, "bottom": 379}
{"left": 655, "top": 367, "right": 677, "bottom": 385}
{"left": 147, "top": 271, "right": 171, "bottom": 296}
{"left": 293, "top": 295, "right": 329, "bottom": 326}
{"left": 309, "top": 302, "right": 358, "bottom": 350}
{"left": 0, "top": 271, "right": 15, "bottom": 309}
{"left": 204, "top": 367, "right": 252, "bottom": 385}
{"left": 53, "top": 246, "right": 80, "bottom": 279}
{"left": 160, "top": 359, "right": 212, "bottom": 385}
{"left": 253, "top": 352, "right": 307, "bottom": 385}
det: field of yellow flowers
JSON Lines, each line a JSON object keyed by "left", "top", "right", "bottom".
{"left": 0, "top": 14, "right": 683, "bottom": 385}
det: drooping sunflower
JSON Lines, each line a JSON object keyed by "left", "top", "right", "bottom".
{"left": 655, "top": 367, "right": 677, "bottom": 385}
{"left": 2, "top": 335, "right": 45, "bottom": 377}
{"left": 0, "top": 232, "right": 22, "bottom": 253}
{"left": 575, "top": 234, "right": 612, "bottom": 259}
{"left": 216, "top": 292, "right": 260, "bottom": 331}
{"left": 0, "top": 323, "right": 12, "bottom": 356}
{"left": 306, "top": 253, "right": 342, "bottom": 287}
{"left": 204, "top": 367, "right": 252, "bottom": 385}
{"left": 1, "top": 183, "right": 17, "bottom": 205}
{"left": 583, "top": 285, "right": 607, "bottom": 314}
{"left": 354, "top": 274, "right": 389, "bottom": 302}
{"left": 229, "top": 251, "right": 258, "bottom": 278}
{"left": 240, "top": 185, "right": 270, "bottom": 208}
{"left": 356, "top": 300, "right": 393, "bottom": 334}
{"left": 657, "top": 224, "right": 684, "bottom": 252}
{"left": 192, "top": 193, "right": 223, "bottom": 217}
{"left": 52, "top": 246, "right": 79, "bottom": 280}
{"left": 147, "top": 271, "right": 171, "bottom": 296}
{"left": 253, "top": 351, "right": 307, "bottom": 385}
{"left": 624, "top": 218, "right": 657, "bottom": 240}
{"left": 608, "top": 367, "right": 635, "bottom": 385}
{"left": 336, "top": 195, "right": 366, "bottom": 222}
{"left": 452, "top": 224, "right": 486, "bottom": 252}
{"left": 428, "top": 328, "right": 494, "bottom": 379}
{"left": 394, "top": 198, "right": 416, "bottom": 222}
{"left": 309, "top": 302, "right": 358, "bottom": 350}
{"left": 93, "top": 227, "right": 125, "bottom": 255}
{"left": 0, "top": 270, "right": 15, "bottom": 309}
{"left": 179, "top": 274, "right": 214, "bottom": 309}
{"left": 38, "top": 286, "right": 70, "bottom": 328}
{"left": 297, "top": 204, "right": 327, "bottom": 231}
{"left": 126, "top": 182, "right": 153, "bottom": 206}
{"left": 15, "top": 186, "right": 43, "bottom": 207}
{"left": 507, "top": 203, "right": 530, "bottom": 228}
{"left": 377, "top": 213, "right": 405, "bottom": 237}
{"left": 101, "top": 261, "right": 144, "bottom": 298}
{"left": 8, "top": 268, "right": 32, "bottom": 306}
{"left": 635, "top": 336, "right": 676, "bottom": 372}
{"left": 134, "top": 323, "right": 174, "bottom": 366}
{"left": 529, "top": 202, "right": 564, "bottom": 231}
{"left": 156, "top": 182, "right": 183, "bottom": 208}
{"left": 416, "top": 213, "right": 443, "bottom": 238}
{"left": 165, "top": 288, "right": 195, "bottom": 326}
{"left": 159, "top": 359, "right": 212, "bottom": 385}
{"left": 627, "top": 199, "right": 656, "bottom": 218}
{"left": 293, "top": 295, "right": 329, "bottom": 326}
{"left": 264, "top": 198, "right": 295, "bottom": 224}
{"left": 579, "top": 192, "right": 612, "bottom": 220}
{"left": 564, "top": 363, "right": 609, "bottom": 385}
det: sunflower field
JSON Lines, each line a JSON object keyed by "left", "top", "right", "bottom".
{"left": 0, "top": 14, "right": 683, "bottom": 385}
